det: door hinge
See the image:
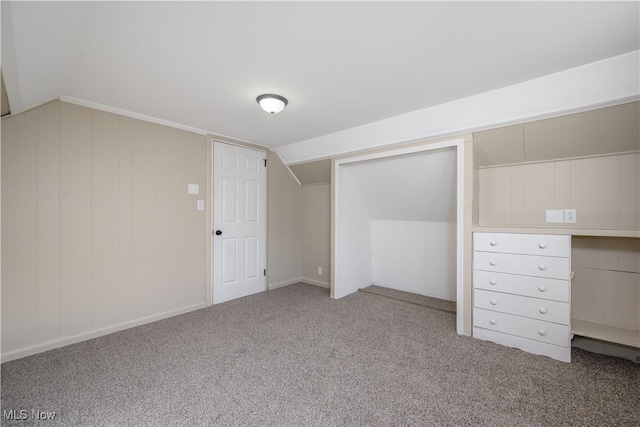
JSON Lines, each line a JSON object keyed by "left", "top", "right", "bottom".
{"left": 264, "top": 269, "right": 267, "bottom": 276}
{"left": 264, "top": 159, "right": 267, "bottom": 167}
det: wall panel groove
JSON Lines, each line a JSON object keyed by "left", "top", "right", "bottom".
{"left": 2, "top": 101, "right": 208, "bottom": 361}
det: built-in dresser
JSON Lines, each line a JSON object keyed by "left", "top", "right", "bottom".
{"left": 473, "top": 232, "right": 572, "bottom": 362}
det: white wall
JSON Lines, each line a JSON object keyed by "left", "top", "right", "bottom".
{"left": 372, "top": 220, "right": 456, "bottom": 301}
{"left": 334, "top": 167, "right": 372, "bottom": 298}
{"left": 335, "top": 148, "right": 458, "bottom": 300}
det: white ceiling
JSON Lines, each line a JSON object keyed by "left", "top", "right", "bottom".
{"left": 344, "top": 148, "right": 457, "bottom": 222}
{"left": 2, "top": 2, "right": 638, "bottom": 148}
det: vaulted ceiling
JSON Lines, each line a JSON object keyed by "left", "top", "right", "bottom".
{"left": 2, "top": 2, "right": 638, "bottom": 148}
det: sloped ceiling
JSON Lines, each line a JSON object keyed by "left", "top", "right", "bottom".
{"left": 1, "top": 72, "right": 9, "bottom": 116}
{"left": 343, "top": 148, "right": 456, "bottom": 222}
{"left": 2, "top": 2, "right": 638, "bottom": 147}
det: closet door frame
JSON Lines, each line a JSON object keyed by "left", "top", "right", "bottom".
{"left": 332, "top": 137, "right": 466, "bottom": 335}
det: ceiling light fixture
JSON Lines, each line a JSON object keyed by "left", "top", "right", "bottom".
{"left": 256, "top": 94, "right": 288, "bottom": 114}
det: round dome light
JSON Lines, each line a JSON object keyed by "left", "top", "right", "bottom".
{"left": 256, "top": 94, "right": 288, "bottom": 114}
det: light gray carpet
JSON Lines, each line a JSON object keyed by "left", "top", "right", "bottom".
{"left": 360, "top": 285, "right": 456, "bottom": 314}
{"left": 1, "top": 283, "right": 639, "bottom": 426}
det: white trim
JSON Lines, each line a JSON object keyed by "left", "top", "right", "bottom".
{"left": 300, "top": 277, "right": 331, "bottom": 288}
{"left": 0, "top": 302, "right": 208, "bottom": 363}
{"left": 332, "top": 138, "right": 466, "bottom": 335}
{"left": 274, "top": 150, "right": 302, "bottom": 186}
{"left": 208, "top": 135, "right": 271, "bottom": 152}
{"left": 268, "top": 278, "right": 302, "bottom": 290}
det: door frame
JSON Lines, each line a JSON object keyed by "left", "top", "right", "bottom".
{"left": 210, "top": 139, "right": 268, "bottom": 306}
{"left": 332, "top": 137, "right": 466, "bottom": 335}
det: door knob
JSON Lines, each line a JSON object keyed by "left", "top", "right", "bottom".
{"left": 215, "top": 230, "right": 222, "bottom": 236}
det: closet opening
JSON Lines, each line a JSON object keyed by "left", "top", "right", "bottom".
{"left": 332, "top": 139, "right": 466, "bottom": 334}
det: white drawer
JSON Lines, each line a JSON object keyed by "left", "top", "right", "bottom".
{"left": 474, "top": 308, "right": 570, "bottom": 348}
{"left": 473, "top": 270, "right": 569, "bottom": 302}
{"left": 474, "top": 289, "right": 570, "bottom": 325}
{"left": 473, "top": 328, "right": 571, "bottom": 363}
{"left": 474, "top": 233, "right": 570, "bottom": 258}
{"left": 473, "top": 251, "right": 570, "bottom": 280}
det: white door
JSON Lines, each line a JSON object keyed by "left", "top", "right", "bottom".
{"left": 213, "top": 142, "right": 267, "bottom": 304}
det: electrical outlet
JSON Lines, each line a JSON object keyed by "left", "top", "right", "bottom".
{"left": 318, "top": 267, "right": 323, "bottom": 276}
{"left": 564, "top": 209, "right": 576, "bottom": 224}
{"left": 546, "top": 209, "right": 564, "bottom": 223}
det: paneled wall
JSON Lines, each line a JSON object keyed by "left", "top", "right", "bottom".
{"left": 301, "top": 183, "right": 331, "bottom": 285}
{"left": 478, "top": 153, "right": 640, "bottom": 228}
{"left": 267, "top": 152, "right": 301, "bottom": 287}
{"left": 2, "top": 101, "right": 208, "bottom": 359}
{"left": 572, "top": 237, "right": 639, "bottom": 344}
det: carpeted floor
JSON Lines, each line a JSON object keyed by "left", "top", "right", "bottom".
{"left": 1, "top": 283, "right": 639, "bottom": 426}
{"left": 361, "top": 285, "right": 456, "bottom": 314}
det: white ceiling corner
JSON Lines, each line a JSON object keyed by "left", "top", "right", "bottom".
{"left": 3, "top": 2, "right": 638, "bottom": 157}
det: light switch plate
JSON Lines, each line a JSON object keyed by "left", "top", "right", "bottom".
{"left": 196, "top": 200, "right": 204, "bottom": 211}
{"left": 188, "top": 184, "right": 199, "bottom": 195}
{"left": 546, "top": 209, "right": 564, "bottom": 223}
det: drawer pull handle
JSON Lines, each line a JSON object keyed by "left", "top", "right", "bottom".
{"left": 539, "top": 307, "right": 547, "bottom": 314}
{"left": 538, "top": 329, "right": 547, "bottom": 336}
{"left": 490, "top": 260, "right": 497, "bottom": 266}
{"left": 490, "top": 240, "right": 497, "bottom": 246}
{"left": 489, "top": 279, "right": 496, "bottom": 285}
{"left": 490, "top": 299, "right": 497, "bottom": 305}
{"left": 538, "top": 264, "right": 547, "bottom": 271}
{"left": 538, "top": 242, "right": 547, "bottom": 249}
{"left": 538, "top": 285, "right": 546, "bottom": 292}
{"left": 490, "top": 319, "right": 497, "bottom": 325}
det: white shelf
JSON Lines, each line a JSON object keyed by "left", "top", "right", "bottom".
{"left": 572, "top": 319, "right": 640, "bottom": 349}
{"left": 473, "top": 225, "right": 640, "bottom": 239}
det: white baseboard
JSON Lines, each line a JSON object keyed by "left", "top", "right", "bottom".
{"left": 1, "top": 302, "right": 208, "bottom": 363}
{"left": 300, "top": 277, "right": 330, "bottom": 288}
{"left": 268, "top": 278, "right": 302, "bottom": 290}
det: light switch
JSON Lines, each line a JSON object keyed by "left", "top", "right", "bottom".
{"left": 196, "top": 200, "right": 204, "bottom": 211}
{"left": 546, "top": 209, "right": 564, "bottom": 223}
{"left": 188, "top": 184, "right": 199, "bottom": 195}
